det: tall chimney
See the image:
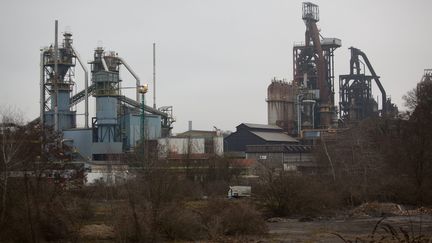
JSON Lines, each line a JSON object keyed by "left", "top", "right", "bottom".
{"left": 153, "top": 43, "right": 156, "bottom": 109}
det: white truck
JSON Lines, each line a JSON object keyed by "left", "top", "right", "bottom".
{"left": 227, "top": 186, "right": 251, "bottom": 198}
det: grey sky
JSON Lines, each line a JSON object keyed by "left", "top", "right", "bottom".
{"left": 0, "top": 0, "right": 431, "bottom": 133}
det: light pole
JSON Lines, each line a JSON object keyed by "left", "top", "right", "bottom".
{"left": 138, "top": 84, "right": 148, "bottom": 159}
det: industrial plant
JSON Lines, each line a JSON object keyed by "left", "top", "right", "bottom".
{"left": 33, "top": 2, "right": 406, "bottom": 179}
{"left": 267, "top": 2, "right": 397, "bottom": 139}
{"left": 2, "top": 1, "right": 432, "bottom": 242}
{"left": 39, "top": 21, "right": 175, "bottom": 163}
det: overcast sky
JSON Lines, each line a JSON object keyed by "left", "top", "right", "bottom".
{"left": 1, "top": 0, "right": 431, "bottom": 133}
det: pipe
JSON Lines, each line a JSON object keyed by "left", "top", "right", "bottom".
{"left": 54, "top": 20, "right": 59, "bottom": 131}
{"left": 40, "top": 49, "right": 46, "bottom": 155}
{"left": 40, "top": 50, "right": 45, "bottom": 129}
{"left": 153, "top": 43, "right": 156, "bottom": 109}
{"left": 71, "top": 45, "right": 89, "bottom": 128}
{"left": 101, "top": 56, "right": 108, "bottom": 71}
{"left": 118, "top": 57, "right": 141, "bottom": 102}
{"left": 350, "top": 47, "right": 387, "bottom": 114}
{"left": 297, "top": 94, "right": 303, "bottom": 136}
{"left": 303, "top": 73, "right": 307, "bottom": 87}
{"left": 312, "top": 102, "right": 315, "bottom": 129}
{"left": 307, "top": 21, "right": 328, "bottom": 104}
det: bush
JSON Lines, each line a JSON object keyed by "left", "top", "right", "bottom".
{"left": 200, "top": 199, "right": 267, "bottom": 238}
{"left": 112, "top": 202, "right": 153, "bottom": 242}
{"left": 0, "top": 179, "right": 79, "bottom": 242}
{"left": 221, "top": 202, "right": 268, "bottom": 235}
{"left": 202, "top": 180, "right": 229, "bottom": 197}
{"left": 157, "top": 204, "right": 205, "bottom": 240}
{"left": 255, "top": 173, "right": 342, "bottom": 217}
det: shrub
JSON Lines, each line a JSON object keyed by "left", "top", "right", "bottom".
{"left": 221, "top": 202, "right": 268, "bottom": 236}
{"left": 255, "top": 173, "right": 342, "bottom": 217}
{"left": 200, "top": 199, "right": 267, "bottom": 238}
{"left": 157, "top": 204, "right": 205, "bottom": 240}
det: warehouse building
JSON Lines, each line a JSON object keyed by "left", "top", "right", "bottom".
{"left": 224, "top": 123, "right": 298, "bottom": 153}
{"left": 246, "top": 144, "right": 315, "bottom": 174}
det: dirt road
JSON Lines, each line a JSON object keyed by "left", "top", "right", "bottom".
{"left": 267, "top": 215, "right": 432, "bottom": 242}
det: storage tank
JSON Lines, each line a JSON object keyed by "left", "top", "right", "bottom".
{"left": 267, "top": 79, "right": 297, "bottom": 134}
{"left": 90, "top": 47, "right": 122, "bottom": 160}
{"left": 157, "top": 138, "right": 205, "bottom": 159}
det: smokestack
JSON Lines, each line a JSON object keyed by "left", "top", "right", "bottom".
{"left": 153, "top": 43, "right": 156, "bottom": 109}
{"left": 54, "top": 20, "right": 59, "bottom": 132}
{"left": 188, "top": 121, "right": 192, "bottom": 131}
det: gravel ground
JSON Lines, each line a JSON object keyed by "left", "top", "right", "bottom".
{"left": 266, "top": 215, "right": 432, "bottom": 242}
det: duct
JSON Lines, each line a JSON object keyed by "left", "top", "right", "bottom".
{"left": 297, "top": 94, "right": 303, "bottom": 136}
{"left": 356, "top": 50, "right": 387, "bottom": 113}
{"left": 118, "top": 57, "right": 140, "bottom": 102}
{"left": 118, "top": 95, "right": 167, "bottom": 118}
{"left": 71, "top": 45, "right": 89, "bottom": 128}
{"left": 303, "top": 73, "right": 307, "bottom": 87}
{"left": 308, "top": 22, "right": 328, "bottom": 104}
{"left": 54, "top": 20, "right": 59, "bottom": 132}
{"left": 40, "top": 50, "right": 45, "bottom": 129}
{"left": 101, "top": 56, "right": 108, "bottom": 71}
{"left": 348, "top": 47, "right": 387, "bottom": 114}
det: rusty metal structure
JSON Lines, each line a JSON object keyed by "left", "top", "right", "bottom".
{"left": 292, "top": 2, "right": 341, "bottom": 131}
{"left": 339, "top": 47, "right": 387, "bottom": 121}
{"left": 416, "top": 69, "right": 432, "bottom": 104}
{"left": 420, "top": 69, "right": 432, "bottom": 86}
{"left": 267, "top": 78, "right": 297, "bottom": 134}
{"left": 269, "top": 2, "right": 399, "bottom": 136}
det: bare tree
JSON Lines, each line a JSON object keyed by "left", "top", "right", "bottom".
{"left": 402, "top": 88, "right": 418, "bottom": 112}
{"left": 0, "top": 107, "right": 25, "bottom": 225}
{"left": 399, "top": 78, "right": 432, "bottom": 204}
{"left": 314, "top": 118, "right": 387, "bottom": 205}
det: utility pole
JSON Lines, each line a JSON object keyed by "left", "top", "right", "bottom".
{"left": 139, "top": 84, "right": 149, "bottom": 160}
{"left": 54, "top": 20, "right": 59, "bottom": 132}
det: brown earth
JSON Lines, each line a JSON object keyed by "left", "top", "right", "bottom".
{"left": 266, "top": 215, "right": 432, "bottom": 242}
{"left": 77, "top": 202, "right": 432, "bottom": 242}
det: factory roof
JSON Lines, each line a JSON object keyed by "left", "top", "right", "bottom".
{"left": 239, "top": 123, "right": 282, "bottom": 131}
{"left": 176, "top": 130, "right": 220, "bottom": 138}
{"left": 250, "top": 131, "right": 298, "bottom": 143}
{"left": 246, "top": 144, "right": 311, "bottom": 153}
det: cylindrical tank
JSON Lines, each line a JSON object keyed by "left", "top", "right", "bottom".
{"left": 91, "top": 48, "right": 121, "bottom": 144}
{"left": 267, "top": 79, "right": 297, "bottom": 134}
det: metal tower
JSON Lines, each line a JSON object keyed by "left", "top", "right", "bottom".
{"left": 90, "top": 48, "right": 121, "bottom": 142}
{"left": 293, "top": 2, "right": 341, "bottom": 130}
{"left": 40, "top": 21, "right": 77, "bottom": 131}
{"left": 89, "top": 47, "right": 124, "bottom": 160}
{"left": 339, "top": 47, "right": 387, "bottom": 121}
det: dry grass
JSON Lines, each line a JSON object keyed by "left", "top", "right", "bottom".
{"left": 79, "top": 224, "right": 115, "bottom": 240}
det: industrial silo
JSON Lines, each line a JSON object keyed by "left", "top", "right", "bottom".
{"left": 267, "top": 79, "right": 297, "bottom": 134}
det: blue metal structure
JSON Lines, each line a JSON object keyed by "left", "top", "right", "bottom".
{"left": 40, "top": 21, "right": 175, "bottom": 162}
{"left": 89, "top": 48, "right": 123, "bottom": 160}
{"left": 63, "top": 129, "right": 92, "bottom": 159}
{"left": 122, "top": 113, "right": 162, "bottom": 149}
{"left": 41, "top": 28, "right": 77, "bottom": 131}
